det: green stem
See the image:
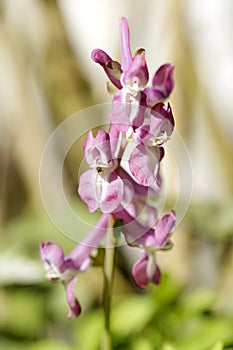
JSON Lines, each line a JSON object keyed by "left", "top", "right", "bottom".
{"left": 102, "top": 225, "right": 116, "bottom": 350}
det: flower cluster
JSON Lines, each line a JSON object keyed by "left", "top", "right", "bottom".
{"left": 40, "top": 17, "right": 176, "bottom": 318}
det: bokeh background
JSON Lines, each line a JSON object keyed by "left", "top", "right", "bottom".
{"left": 0, "top": 0, "right": 233, "bottom": 349}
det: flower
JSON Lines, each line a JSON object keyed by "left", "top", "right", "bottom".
{"left": 40, "top": 214, "right": 110, "bottom": 317}
{"left": 92, "top": 17, "right": 150, "bottom": 132}
{"left": 134, "top": 102, "right": 174, "bottom": 147}
{"left": 78, "top": 130, "right": 124, "bottom": 213}
{"left": 113, "top": 209, "right": 176, "bottom": 288}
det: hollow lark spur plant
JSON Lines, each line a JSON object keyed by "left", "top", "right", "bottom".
{"left": 40, "top": 17, "right": 176, "bottom": 348}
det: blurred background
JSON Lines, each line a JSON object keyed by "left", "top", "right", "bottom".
{"left": 0, "top": 0, "right": 233, "bottom": 349}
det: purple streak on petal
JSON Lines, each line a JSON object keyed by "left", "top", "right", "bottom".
{"left": 91, "top": 49, "right": 122, "bottom": 89}
{"left": 129, "top": 144, "right": 159, "bottom": 187}
{"left": 78, "top": 169, "right": 99, "bottom": 213}
{"left": 39, "top": 242, "right": 64, "bottom": 271}
{"left": 120, "top": 17, "right": 132, "bottom": 72}
{"left": 66, "top": 277, "right": 81, "bottom": 318}
{"left": 154, "top": 210, "right": 176, "bottom": 248}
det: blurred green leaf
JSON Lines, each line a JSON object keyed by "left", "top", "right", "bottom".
{"left": 210, "top": 341, "right": 223, "bottom": 350}
{"left": 111, "top": 296, "right": 155, "bottom": 338}
{"left": 0, "top": 289, "right": 45, "bottom": 338}
{"left": 181, "top": 288, "right": 216, "bottom": 315}
{"left": 27, "top": 340, "right": 74, "bottom": 350}
{"left": 74, "top": 310, "right": 103, "bottom": 350}
{"left": 175, "top": 317, "right": 233, "bottom": 350}
{"left": 131, "top": 337, "right": 153, "bottom": 350}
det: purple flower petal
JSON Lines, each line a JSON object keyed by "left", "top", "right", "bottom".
{"left": 91, "top": 49, "right": 122, "bottom": 89}
{"left": 129, "top": 144, "right": 159, "bottom": 187}
{"left": 66, "top": 277, "right": 81, "bottom": 318}
{"left": 144, "top": 64, "right": 174, "bottom": 106}
{"left": 151, "top": 102, "right": 174, "bottom": 137}
{"left": 109, "top": 124, "right": 121, "bottom": 157}
{"left": 152, "top": 64, "right": 174, "bottom": 97}
{"left": 78, "top": 169, "right": 99, "bottom": 213}
{"left": 122, "top": 51, "right": 149, "bottom": 89}
{"left": 132, "top": 253, "right": 160, "bottom": 289}
{"left": 83, "top": 130, "right": 113, "bottom": 167}
{"left": 143, "top": 87, "right": 164, "bottom": 105}
{"left": 68, "top": 214, "right": 110, "bottom": 266}
{"left": 99, "top": 171, "right": 124, "bottom": 213}
{"left": 109, "top": 91, "right": 130, "bottom": 132}
{"left": 39, "top": 242, "right": 64, "bottom": 269}
{"left": 78, "top": 169, "right": 124, "bottom": 214}
{"left": 120, "top": 17, "right": 133, "bottom": 72}
{"left": 154, "top": 210, "right": 176, "bottom": 248}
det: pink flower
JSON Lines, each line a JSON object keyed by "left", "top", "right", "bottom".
{"left": 78, "top": 130, "right": 124, "bottom": 213}
{"left": 40, "top": 214, "right": 110, "bottom": 317}
{"left": 134, "top": 103, "right": 174, "bottom": 147}
{"left": 92, "top": 17, "right": 149, "bottom": 131}
{"left": 113, "top": 209, "right": 176, "bottom": 288}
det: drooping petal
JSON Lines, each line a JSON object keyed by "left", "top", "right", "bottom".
{"left": 132, "top": 253, "right": 160, "bottom": 289}
{"left": 120, "top": 17, "right": 132, "bottom": 72}
{"left": 66, "top": 277, "right": 81, "bottom": 318}
{"left": 129, "top": 144, "right": 160, "bottom": 187}
{"left": 91, "top": 49, "right": 122, "bottom": 89}
{"left": 153, "top": 210, "right": 176, "bottom": 248}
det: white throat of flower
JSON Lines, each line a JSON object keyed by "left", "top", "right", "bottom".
{"left": 44, "top": 259, "right": 62, "bottom": 282}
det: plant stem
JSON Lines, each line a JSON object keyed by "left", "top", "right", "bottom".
{"left": 102, "top": 226, "right": 116, "bottom": 350}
